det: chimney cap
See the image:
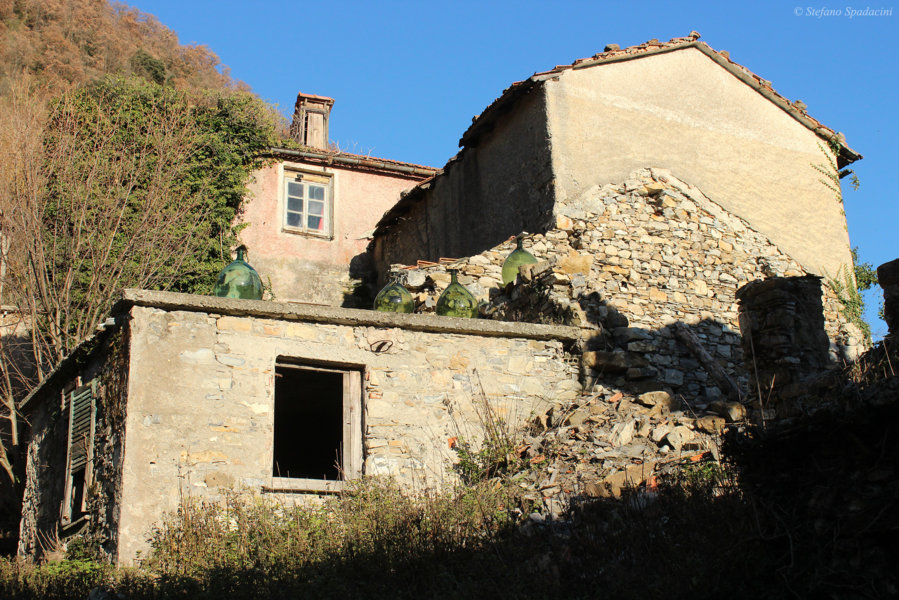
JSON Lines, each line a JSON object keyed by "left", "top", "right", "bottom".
{"left": 294, "top": 92, "right": 335, "bottom": 107}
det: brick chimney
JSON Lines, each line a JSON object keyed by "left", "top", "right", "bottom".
{"left": 289, "top": 92, "right": 334, "bottom": 150}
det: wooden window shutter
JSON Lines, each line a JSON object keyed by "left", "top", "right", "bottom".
{"left": 306, "top": 112, "right": 326, "bottom": 149}
{"left": 68, "top": 383, "right": 95, "bottom": 472}
{"left": 63, "top": 380, "right": 96, "bottom": 523}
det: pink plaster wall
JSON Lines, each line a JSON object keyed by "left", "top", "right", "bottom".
{"left": 239, "top": 160, "right": 421, "bottom": 304}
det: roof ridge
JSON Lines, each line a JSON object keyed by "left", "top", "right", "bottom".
{"left": 372, "top": 33, "right": 861, "bottom": 238}
{"left": 460, "top": 32, "right": 859, "bottom": 164}
{"left": 269, "top": 146, "right": 438, "bottom": 176}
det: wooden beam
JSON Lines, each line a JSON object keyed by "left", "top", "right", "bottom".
{"left": 674, "top": 323, "right": 742, "bottom": 401}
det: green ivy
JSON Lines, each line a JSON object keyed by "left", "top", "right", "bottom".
{"left": 38, "top": 76, "right": 278, "bottom": 344}
{"left": 828, "top": 253, "right": 873, "bottom": 344}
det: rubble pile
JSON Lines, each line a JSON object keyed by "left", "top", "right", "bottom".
{"left": 493, "top": 384, "right": 747, "bottom": 516}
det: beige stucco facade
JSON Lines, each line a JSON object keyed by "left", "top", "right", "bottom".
{"left": 374, "top": 44, "right": 856, "bottom": 284}
{"left": 543, "top": 46, "right": 852, "bottom": 278}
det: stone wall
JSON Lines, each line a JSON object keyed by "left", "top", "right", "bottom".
{"left": 382, "top": 169, "right": 864, "bottom": 404}
{"left": 878, "top": 259, "right": 899, "bottom": 337}
{"left": 114, "top": 292, "right": 580, "bottom": 563}
{"left": 736, "top": 276, "right": 833, "bottom": 399}
{"left": 18, "top": 328, "right": 129, "bottom": 562}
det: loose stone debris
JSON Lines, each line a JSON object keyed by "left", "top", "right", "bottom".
{"left": 494, "top": 383, "right": 747, "bottom": 516}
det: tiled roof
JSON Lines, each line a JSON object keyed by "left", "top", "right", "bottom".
{"left": 461, "top": 32, "right": 860, "bottom": 163}
{"left": 372, "top": 32, "right": 861, "bottom": 238}
{"left": 268, "top": 146, "right": 438, "bottom": 179}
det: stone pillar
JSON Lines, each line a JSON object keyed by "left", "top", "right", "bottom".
{"left": 877, "top": 258, "right": 899, "bottom": 337}
{"left": 736, "top": 276, "right": 831, "bottom": 398}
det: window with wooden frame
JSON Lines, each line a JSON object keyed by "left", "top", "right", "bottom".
{"left": 267, "top": 361, "right": 362, "bottom": 493}
{"left": 283, "top": 170, "right": 332, "bottom": 238}
{"left": 62, "top": 380, "right": 97, "bottom": 525}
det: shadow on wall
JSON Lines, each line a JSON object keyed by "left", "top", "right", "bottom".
{"left": 353, "top": 241, "right": 842, "bottom": 412}
{"left": 487, "top": 270, "right": 839, "bottom": 413}
{"left": 342, "top": 252, "right": 377, "bottom": 309}
{"left": 735, "top": 275, "right": 839, "bottom": 407}
{"left": 488, "top": 269, "right": 742, "bottom": 404}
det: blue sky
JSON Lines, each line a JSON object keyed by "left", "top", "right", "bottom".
{"left": 129, "top": 0, "right": 896, "bottom": 338}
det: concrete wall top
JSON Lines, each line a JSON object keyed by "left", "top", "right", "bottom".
{"left": 115, "top": 289, "right": 582, "bottom": 344}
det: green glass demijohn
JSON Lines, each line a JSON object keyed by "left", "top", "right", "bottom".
{"left": 436, "top": 270, "right": 478, "bottom": 318}
{"left": 373, "top": 276, "right": 414, "bottom": 313}
{"left": 501, "top": 234, "right": 538, "bottom": 286}
{"left": 213, "top": 246, "right": 263, "bottom": 300}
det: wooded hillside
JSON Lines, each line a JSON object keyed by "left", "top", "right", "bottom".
{"left": 0, "top": 0, "right": 281, "bottom": 494}
{"left": 0, "top": 0, "right": 238, "bottom": 91}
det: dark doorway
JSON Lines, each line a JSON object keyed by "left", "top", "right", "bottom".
{"left": 273, "top": 365, "right": 344, "bottom": 480}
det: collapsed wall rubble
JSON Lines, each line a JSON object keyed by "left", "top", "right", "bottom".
{"left": 508, "top": 383, "right": 746, "bottom": 513}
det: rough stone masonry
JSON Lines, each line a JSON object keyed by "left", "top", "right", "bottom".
{"left": 878, "top": 258, "right": 899, "bottom": 337}
{"left": 386, "top": 169, "right": 864, "bottom": 406}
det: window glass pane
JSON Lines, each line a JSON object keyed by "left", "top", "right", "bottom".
{"left": 287, "top": 197, "right": 303, "bottom": 212}
{"left": 287, "top": 181, "right": 304, "bottom": 198}
{"left": 286, "top": 212, "right": 302, "bottom": 228}
{"left": 309, "top": 185, "right": 325, "bottom": 201}
{"left": 307, "top": 215, "right": 323, "bottom": 230}
{"left": 307, "top": 200, "right": 324, "bottom": 216}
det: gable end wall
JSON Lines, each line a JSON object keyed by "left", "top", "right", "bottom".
{"left": 544, "top": 46, "right": 853, "bottom": 278}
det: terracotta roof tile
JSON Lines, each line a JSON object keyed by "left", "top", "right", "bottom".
{"left": 460, "top": 32, "right": 860, "bottom": 164}
{"left": 268, "top": 146, "right": 438, "bottom": 179}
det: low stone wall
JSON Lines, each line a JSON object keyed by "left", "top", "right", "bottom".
{"left": 384, "top": 169, "right": 864, "bottom": 403}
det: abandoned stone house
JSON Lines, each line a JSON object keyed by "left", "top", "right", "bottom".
{"left": 17, "top": 33, "right": 866, "bottom": 565}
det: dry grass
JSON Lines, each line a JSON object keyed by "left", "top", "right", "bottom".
{"left": 4, "top": 466, "right": 886, "bottom": 600}
{"left": 1, "top": 342, "right": 896, "bottom": 598}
